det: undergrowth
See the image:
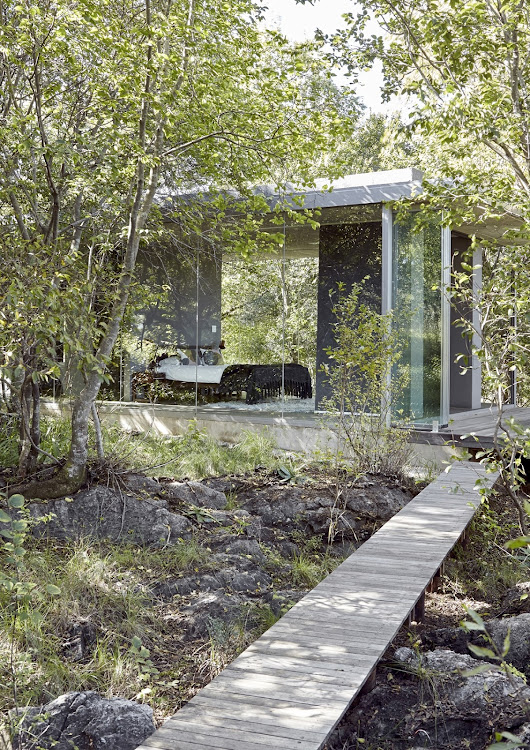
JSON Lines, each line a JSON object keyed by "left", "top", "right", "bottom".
{"left": 0, "top": 416, "right": 289, "bottom": 481}
{"left": 445, "top": 493, "right": 528, "bottom": 605}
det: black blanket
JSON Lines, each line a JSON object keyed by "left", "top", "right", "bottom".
{"left": 219, "top": 364, "right": 312, "bottom": 405}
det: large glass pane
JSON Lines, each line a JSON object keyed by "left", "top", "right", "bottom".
{"left": 392, "top": 213, "right": 442, "bottom": 424}
{"left": 316, "top": 204, "right": 383, "bottom": 408}
{"left": 125, "top": 241, "right": 221, "bottom": 407}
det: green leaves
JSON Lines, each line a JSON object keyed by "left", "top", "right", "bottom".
{"left": 8, "top": 494, "right": 25, "bottom": 509}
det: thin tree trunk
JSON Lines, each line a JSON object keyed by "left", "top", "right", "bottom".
{"left": 92, "top": 403, "right": 105, "bottom": 460}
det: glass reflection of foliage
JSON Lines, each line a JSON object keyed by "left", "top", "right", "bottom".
{"left": 392, "top": 214, "right": 442, "bottom": 422}
{"left": 121, "top": 232, "right": 222, "bottom": 405}
{"left": 134, "top": 240, "right": 221, "bottom": 352}
{"left": 221, "top": 255, "right": 318, "bottom": 378}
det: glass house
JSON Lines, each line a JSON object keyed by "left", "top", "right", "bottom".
{"left": 119, "top": 168, "right": 486, "bottom": 428}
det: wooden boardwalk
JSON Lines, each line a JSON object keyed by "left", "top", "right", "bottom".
{"left": 136, "top": 462, "right": 496, "bottom": 750}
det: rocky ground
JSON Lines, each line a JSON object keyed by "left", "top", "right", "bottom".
{"left": 3, "top": 467, "right": 416, "bottom": 750}
{"left": 5, "top": 469, "right": 530, "bottom": 750}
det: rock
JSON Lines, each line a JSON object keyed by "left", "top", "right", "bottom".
{"left": 27, "top": 487, "right": 191, "bottom": 545}
{"left": 209, "top": 552, "right": 257, "bottom": 572}
{"left": 243, "top": 517, "right": 263, "bottom": 540}
{"left": 222, "top": 538, "right": 267, "bottom": 564}
{"left": 343, "top": 482, "right": 411, "bottom": 521}
{"left": 276, "top": 540, "right": 299, "bottom": 558}
{"left": 120, "top": 473, "right": 162, "bottom": 495}
{"left": 166, "top": 481, "right": 227, "bottom": 509}
{"left": 15, "top": 691, "right": 155, "bottom": 750}
{"left": 486, "top": 614, "right": 530, "bottom": 675}
{"left": 214, "top": 568, "right": 272, "bottom": 594}
{"left": 423, "top": 614, "right": 530, "bottom": 676}
{"left": 500, "top": 581, "right": 530, "bottom": 615}
{"left": 153, "top": 574, "right": 221, "bottom": 599}
{"left": 329, "top": 648, "right": 530, "bottom": 750}
{"left": 180, "top": 591, "right": 245, "bottom": 640}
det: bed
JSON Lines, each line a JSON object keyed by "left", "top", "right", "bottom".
{"left": 150, "top": 358, "right": 312, "bottom": 404}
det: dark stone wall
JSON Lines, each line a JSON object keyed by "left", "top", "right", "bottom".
{"left": 450, "top": 234, "right": 475, "bottom": 409}
{"left": 316, "top": 222, "right": 382, "bottom": 407}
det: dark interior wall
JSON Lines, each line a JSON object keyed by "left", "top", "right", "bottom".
{"left": 136, "top": 243, "right": 222, "bottom": 353}
{"left": 450, "top": 234, "right": 475, "bottom": 409}
{"left": 316, "top": 222, "right": 382, "bottom": 407}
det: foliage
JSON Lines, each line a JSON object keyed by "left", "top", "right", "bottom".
{"left": 446, "top": 497, "right": 526, "bottom": 604}
{"left": 222, "top": 255, "right": 318, "bottom": 377}
{"left": 321, "top": 281, "right": 411, "bottom": 477}
{"left": 0, "top": 493, "right": 60, "bottom": 743}
{"left": 0, "top": 415, "right": 296, "bottom": 483}
{"left": 322, "top": 0, "right": 530, "bottom": 532}
{"left": 0, "top": 0, "right": 358, "bottom": 491}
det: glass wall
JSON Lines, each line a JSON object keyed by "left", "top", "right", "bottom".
{"left": 391, "top": 213, "right": 443, "bottom": 424}
{"left": 75, "top": 202, "right": 449, "bottom": 426}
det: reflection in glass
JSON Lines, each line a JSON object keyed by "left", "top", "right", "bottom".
{"left": 392, "top": 214, "right": 442, "bottom": 423}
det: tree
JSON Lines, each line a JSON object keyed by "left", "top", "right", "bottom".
{"left": 0, "top": 0, "right": 358, "bottom": 496}
{"left": 320, "top": 0, "right": 530, "bottom": 532}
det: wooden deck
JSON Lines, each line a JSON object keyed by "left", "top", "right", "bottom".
{"left": 412, "top": 404, "right": 530, "bottom": 449}
{"left": 136, "top": 462, "right": 496, "bottom": 750}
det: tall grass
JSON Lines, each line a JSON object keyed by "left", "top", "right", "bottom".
{"left": 0, "top": 415, "right": 291, "bottom": 481}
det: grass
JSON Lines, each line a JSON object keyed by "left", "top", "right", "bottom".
{"left": 0, "top": 533, "right": 219, "bottom": 717}
{"left": 0, "top": 415, "right": 298, "bottom": 482}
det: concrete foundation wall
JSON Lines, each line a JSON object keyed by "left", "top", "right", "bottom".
{"left": 41, "top": 400, "right": 460, "bottom": 474}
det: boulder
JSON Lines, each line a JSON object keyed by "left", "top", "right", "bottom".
{"left": 221, "top": 538, "right": 267, "bottom": 564}
{"left": 214, "top": 568, "right": 272, "bottom": 594}
{"left": 120, "top": 474, "right": 162, "bottom": 495}
{"left": 486, "top": 614, "right": 530, "bottom": 675}
{"left": 166, "top": 481, "right": 227, "bottom": 509}
{"left": 343, "top": 482, "right": 411, "bottom": 521}
{"left": 15, "top": 691, "right": 155, "bottom": 750}
{"left": 328, "top": 647, "right": 530, "bottom": 750}
{"left": 27, "top": 486, "right": 191, "bottom": 545}
{"left": 179, "top": 591, "right": 246, "bottom": 640}
{"left": 423, "top": 613, "right": 530, "bottom": 676}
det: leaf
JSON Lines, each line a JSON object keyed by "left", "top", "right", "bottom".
{"left": 45, "top": 584, "right": 61, "bottom": 596}
{"left": 131, "top": 636, "right": 142, "bottom": 649}
{"left": 8, "top": 494, "right": 25, "bottom": 509}
{"left": 462, "top": 607, "right": 485, "bottom": 628}
{"left": 468, "top": 643, "right": 497, "bottom": 659}
{"left": 505, "top": 537, "right": 530, "bottom": 549}
{"left": 462, "top": 663, "right": 500, "bottom": 677}
{"left": 0, "top": 509, "right": 11, "bottom": 523}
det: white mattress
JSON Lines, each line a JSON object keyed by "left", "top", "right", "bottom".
{"left": 155, "top": 358, "right": 227, "bottom": 384}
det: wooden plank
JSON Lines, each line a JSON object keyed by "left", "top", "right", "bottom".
{"left": 137, "top": 463, "right": 496, "bottom": 750}
{"left": 163, "top": 704, "right": 327, "bottom": 742}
